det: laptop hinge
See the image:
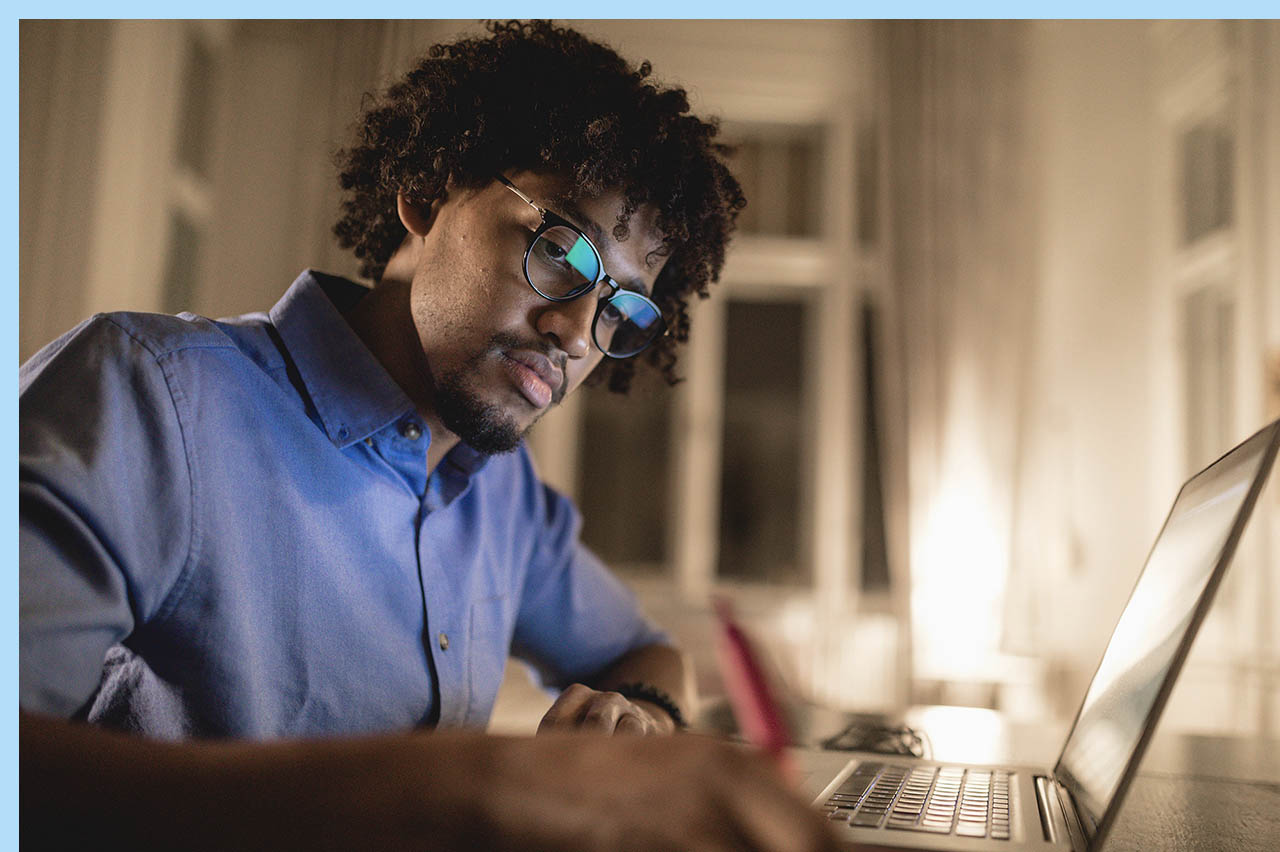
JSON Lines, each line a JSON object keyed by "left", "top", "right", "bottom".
{"left": 1051, "top": 776, "right": 1093, "bottom": 851}
{"left": 1034, "top": 775, "right": 1067, "bottom": 844}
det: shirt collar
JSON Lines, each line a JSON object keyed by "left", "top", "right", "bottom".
{"left": 267, "top": 270, "right": 496, "bottom": 477}
{"left": 268, "top": 270, "right": 413, "bottom": 448}
{"left": 442, "top": 442, "right": 490, "bottom": 477}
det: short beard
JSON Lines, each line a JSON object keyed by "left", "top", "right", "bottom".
{"left": 434, "top": 365, "right": 526, "bottom": 455}
{"left": 432, "top": 331, "right": 564, "bottom": 456}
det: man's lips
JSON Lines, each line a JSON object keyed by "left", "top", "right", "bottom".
{"left": 501, "top": 349, "right": 564, "bottom": 409}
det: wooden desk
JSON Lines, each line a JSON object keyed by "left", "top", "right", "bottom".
{"left": 789, "top": 706, "right": 1280, "bottom": 850}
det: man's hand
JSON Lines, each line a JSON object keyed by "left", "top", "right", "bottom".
{"left": 486, "top": 731, "right": 842, "bottom": 852}
{"left": 538, "top": 682, "right": 675, "bottom": 735}
{"left": 544, "top": 643, "right": 691, "bottom": 735}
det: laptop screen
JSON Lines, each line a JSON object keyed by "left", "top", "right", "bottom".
{"left": 1053, "top": 421, "right": 1278, "bottom": 841}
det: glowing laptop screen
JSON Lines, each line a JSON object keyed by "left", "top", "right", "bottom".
{"left": 1053, "top": 422, "right": 1277, "bottom": 838}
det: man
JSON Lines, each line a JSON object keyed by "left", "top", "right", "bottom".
{"left": 20, "top": 21, "right": 838, "bottom": 851}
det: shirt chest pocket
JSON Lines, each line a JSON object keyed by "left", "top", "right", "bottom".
{"left": 463, "top": 594, "right": 512, "bottom": 726}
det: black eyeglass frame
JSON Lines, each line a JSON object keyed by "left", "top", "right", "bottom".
{"left": 496, "top": 174, "right": 668, "bottom": 360}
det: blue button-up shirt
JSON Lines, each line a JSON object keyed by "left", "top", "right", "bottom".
{"left": 19, "top": 270, "right": 666, "bottom": 739}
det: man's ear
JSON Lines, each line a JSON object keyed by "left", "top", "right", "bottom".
{"left": 397, "top": 193, "right": 439, "bottom": 237}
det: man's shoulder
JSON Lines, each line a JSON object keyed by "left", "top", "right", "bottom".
{"left": 93, "top": 310, "right": 270, "bottom": 359}
{"left": 23, "top": 309, "right": 282, "bottom": 379}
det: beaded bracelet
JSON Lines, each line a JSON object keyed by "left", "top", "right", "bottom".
{"left": 613, "top": 682, "right": 689, "bottom": 730}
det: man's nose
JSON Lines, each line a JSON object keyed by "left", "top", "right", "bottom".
{"left": 535, "top": 291, "right": 597, "bottom": 359}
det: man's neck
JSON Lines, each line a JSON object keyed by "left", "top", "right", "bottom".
{"left": 342, "top": 278, "right": 460, "bottom": 477}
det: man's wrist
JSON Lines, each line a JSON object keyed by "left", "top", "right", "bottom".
{"left": 611, "top": 682, "right": 688, "bottom": 732}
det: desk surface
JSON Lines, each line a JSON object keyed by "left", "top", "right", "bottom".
{"left": 788, "top": 706, "right": 1280, "bottom": 850}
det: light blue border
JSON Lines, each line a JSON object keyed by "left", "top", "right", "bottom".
{"left": 9, "top": 6, "right": 1280, "bottom": 18}
{"left": 6, "top": 19, "right": 17, "bottom": 852}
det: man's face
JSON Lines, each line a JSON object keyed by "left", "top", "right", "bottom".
{"left": 405, "top": 171, "right": 669, "bottom": 454}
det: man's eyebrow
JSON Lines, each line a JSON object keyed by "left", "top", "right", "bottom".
{"left": 547, "top": 193, "right": 608, "bottom": 247}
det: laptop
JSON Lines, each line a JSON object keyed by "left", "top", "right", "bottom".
{"left": 809, "top": 418, "right": 1280, "bottom": 851}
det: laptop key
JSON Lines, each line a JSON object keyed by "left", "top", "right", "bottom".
{"left": 851, "top": 810, "right": 887, "bottom": 827}
{"left": 896, "top": 822, "right": 953, "bottom": 834}
{"left": 920, "top": 825, "right": 955, "bottom": 835}
{"left": 838, "top": 778, "right": 874, "bottom": 797}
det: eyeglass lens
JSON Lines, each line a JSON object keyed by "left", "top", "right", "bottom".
{"left": 527, "top": 229, "right": 663, "bottom": 358}
{"left": 594, "top": 291, "right": 663, "bottom": 358}
{"left": 528, "top": 226, "right": 599, "bottom": 298}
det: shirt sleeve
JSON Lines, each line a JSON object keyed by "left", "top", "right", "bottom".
{"left": 509, "top": 475, "right": 671, "bottom": 690}
{"left": 20, "top": 316, "right": 196, "bottom": 717}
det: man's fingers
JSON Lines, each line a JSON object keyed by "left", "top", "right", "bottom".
{"left": 614, "top": 713, "right": 648, "bottom": 736}
{"left": 716, "top": 752, "right": 842, "bottom": 852}
{"left": 581, "top": 693, "right": 632, "bottom": 733}
{"left": 537, "top": 684, "right": 596, "bottom": 734}
{"left": 729, "top": 788, "right": 840, "bottom": 852}
{"left": 541, "top": 687, "right": 662, "bottom": 736}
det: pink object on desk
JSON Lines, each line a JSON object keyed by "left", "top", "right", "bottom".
{"left": 712, "top": 596, "right": 797, "bottom": 782}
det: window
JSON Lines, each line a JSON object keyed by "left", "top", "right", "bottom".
{"left": 174, "top": 33, "right": 217, "bottom": 178}
{"left": 727, "top": 123, "right": 825, "bottom": 238}
{"left": 857, "top": 296, "right": 890, "bottom": 591}
{"left": 717, "top": 299, "right": 808, "bottom": 585}
{"left": 1180, "top": 117, "right": 1233, "bottom": 245}
{"left": 855, "top": 119, "right": 880, "bottom": 248}
{"left": 161, "top": 26, "right": 221, "bottom": 313}
{"left": 160, "top": 209, "right": 202, "bottom": 315}
{"left": 1180, "top": 285, "right": 1235, "bottom": 473}
{"left": 577, "top": 369, "right": 674, "bottom": 573}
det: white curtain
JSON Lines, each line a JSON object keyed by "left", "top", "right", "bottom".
{"left": 883, "top": 21, "right": 1042, "bottom": 682}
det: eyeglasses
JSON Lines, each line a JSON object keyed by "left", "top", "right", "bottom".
{"left": 497, "top": 175, "right": 667, "bottom": 359}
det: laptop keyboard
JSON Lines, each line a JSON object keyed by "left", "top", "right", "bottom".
{"left": 822, "top": 761, "right": 1012, "bottom": 840}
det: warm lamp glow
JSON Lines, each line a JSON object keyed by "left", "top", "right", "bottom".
{"left": 775, "top": 596, "right": 817, "bottom": 645}
{"left": 911, "top": 453, "right": 1010, "bottom": 681}
{"left": 907, "top": 705, "right": 1008, "bottom": 764}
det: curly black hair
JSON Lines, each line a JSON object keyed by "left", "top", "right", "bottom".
{"left": 334, "top": 20, "right": 746, "bottom": 393}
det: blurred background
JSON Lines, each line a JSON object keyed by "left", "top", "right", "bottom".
{"left": 20, "top": 20, "right": 1280, "bottom": 742}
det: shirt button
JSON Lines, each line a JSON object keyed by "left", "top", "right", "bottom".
{"left": 400, "top": 421, "right": 423, "bottom": 441}
{"left": 438, "top": 632, "right": 449, "bottom": 651}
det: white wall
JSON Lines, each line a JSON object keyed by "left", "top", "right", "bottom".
{"left": 1023, "top": 21, "right": 1160, "bottom": 681}
{"left": 1017, "top": 21, "right": 1279, "bottom": 734}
